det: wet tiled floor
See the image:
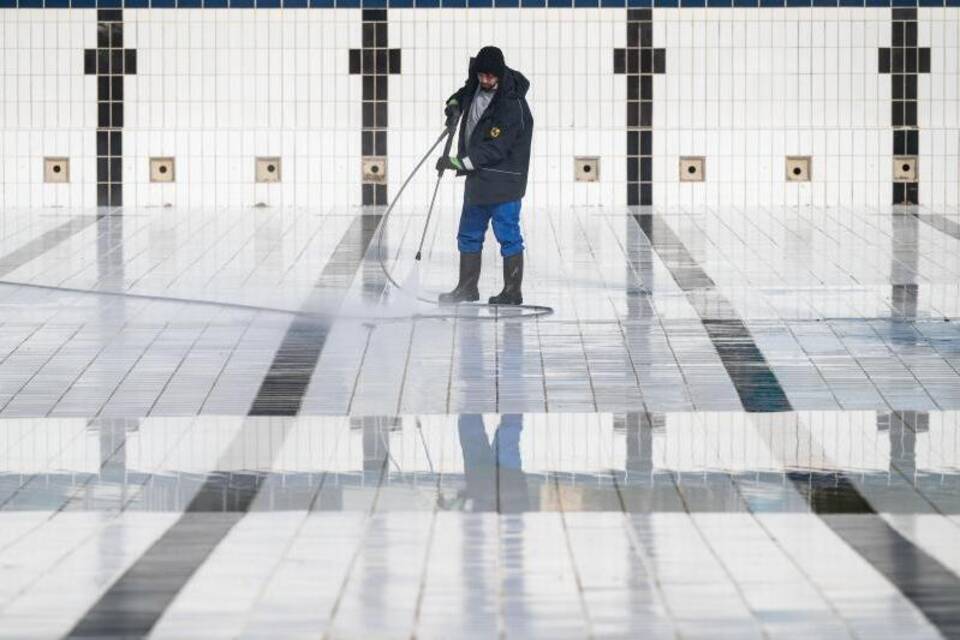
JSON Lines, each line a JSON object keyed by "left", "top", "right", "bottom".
{"left": 0, "top": 205, "right": 959, "bottom": 638}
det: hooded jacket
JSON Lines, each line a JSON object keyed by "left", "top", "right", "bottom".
{"left": 447, "top": 60, "right": 534, "bottom": 206}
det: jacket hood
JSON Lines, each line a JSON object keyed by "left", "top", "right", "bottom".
{"left": 501, "top": 67, "right": 530, "bottom": 98}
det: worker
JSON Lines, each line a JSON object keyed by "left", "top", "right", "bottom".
{"left": 435, "top": 46, "right": 534, "bottom": 306}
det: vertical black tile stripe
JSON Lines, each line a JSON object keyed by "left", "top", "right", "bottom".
{"left": 67, "top": 214, "right": 382, "bottom": 639}
{"left": 85, "top": 10, "right": 136, "bottom": 207}
{"left": 615, "top": 10, "right": 665, "bottom": 206}
{"left": 351, "top": 10, "right": 400, "bottom": 206}
{"left": 879, "top": 9, "right": 930, "bottom": 205}
{"left": 633, "top": 213, "right": 791, "bottom": 412}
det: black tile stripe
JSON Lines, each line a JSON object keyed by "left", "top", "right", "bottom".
{"left": 85, "top": 10, "right": 137, "bottom": 207}
{"left": 700, "top": 319, "right": 792, "bottom": 412}
{"left": 67, "top": 213, "right": 382, "bottom": 639}
{"left": 67, "top": 513, "right": 244, "bottom": 639}
{"left": 879, "top": 9, "right": 930, "bottom": 205}
{"left": 633, "top": 213, "right": 791, "bottom": 412}
{"left": 784, "top": 412, "right": 960, "bottom": 640}
{"left": 250, "top": 213, "right": 383, "bottom": 416}
{"left": 350, "top": 10, "right": 400, "bottom": 206}
{"left": 822, "top": 514, "right": 960, "bottom": 639}
{"left": 615, "top": 10, "right": 665, "bottom": 206}
{"left": 713, "top": 408, "right": 960, "bottom": 637}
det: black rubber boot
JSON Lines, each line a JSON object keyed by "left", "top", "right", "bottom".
{"left": 488, "top": 253, "right": 523, "bottom": 306}
{"left": 438, "top": 252, "right": 481, "bottom": 304}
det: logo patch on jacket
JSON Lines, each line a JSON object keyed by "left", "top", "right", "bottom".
{"left": 489, "top": 127, "right": 501, "bottom": 138}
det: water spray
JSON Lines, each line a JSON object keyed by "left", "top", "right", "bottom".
{"left": 375, "top": 125, "right": 553, "bottom": 321}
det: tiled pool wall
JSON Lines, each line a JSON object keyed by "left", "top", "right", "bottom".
{"left": 0, "top": 6, "right": 958, "bottom": 208}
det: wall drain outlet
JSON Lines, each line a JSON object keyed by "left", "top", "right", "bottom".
{"left": 150, "top": 157, "right": 175, "bottom": 183}
{"left": 786, "top": 156, "right": 811, "bottom": 182}
{"left": 575, "top": 157, "right": 599, "bottom": 182}
{"left": 256, "top": 157, "right": 281, "bottom": 183}
{"left": 679, "top": 156, "right": 705, "bottom": 182}
{"left": 363, "top": 157, "right": 386, "bottom": 184}
{"left": 44, "top": 157, "right": 69, "bottom": 183}
{"left": 893, "top": 156, "right": 918, "bottom": 182}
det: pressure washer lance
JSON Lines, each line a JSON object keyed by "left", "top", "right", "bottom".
{"left": 414, "top": 124, "right": 457, "bottom": 262}
{"left": 374, "top": 125, "right": 553, "bottom": 320}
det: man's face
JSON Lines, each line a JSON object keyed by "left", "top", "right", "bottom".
{"left": 478, "top": 72, "right": 499, "bottom": 91}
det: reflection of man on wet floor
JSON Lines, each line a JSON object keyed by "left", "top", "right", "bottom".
{"left": 457, "top": 414, "right": 528, "bottom": 513}
{"left": 451, "top": 305, "right": 530, "bottom": 512}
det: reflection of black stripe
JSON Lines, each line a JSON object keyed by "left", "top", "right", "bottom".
{"left": 787, "top": 471, "right": 873, "bottom": 513}
{"left": 0, "top": 215, "right": 102, "bottom": 278}
{"left": 5, "top": 467, "right": 960, "bottom": 514}
{"left": 890, "top": 211, "right": 920, "bottom": 321}
{"left": 913, "top": 212, "right": 960, "bottom": 242}
{"left": 68, "top": 214, "right": 382, "bottom": 639}
{"left": 633, "top": 213, "right": 791, "bottom": 412}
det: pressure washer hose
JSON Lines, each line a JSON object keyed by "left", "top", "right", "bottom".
{"left": 0, "top": 128, "right": 552, "bottom": 324}
{"left": 374, "top": 126, "right": 554, "bottom": 321}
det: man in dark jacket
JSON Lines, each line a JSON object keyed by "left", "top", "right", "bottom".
{"left": 435, "top": 46, "right": 534, "bottom": 306}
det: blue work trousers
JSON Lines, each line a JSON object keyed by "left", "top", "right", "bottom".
{"left": 456, "top": 199, "right": 524, "bottom": 257}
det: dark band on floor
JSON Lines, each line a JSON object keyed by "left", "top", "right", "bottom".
{"left": 633, "top": 213, "right": 791, "bottom": 412}
{"left": 912, "top": 212, "right": 960, "bottom": 242}
{"left": 67, "top": 213, "right": 383, "bottom": 639}
{"left": 0, "top": 215, "right": 103, "bottom": 279}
